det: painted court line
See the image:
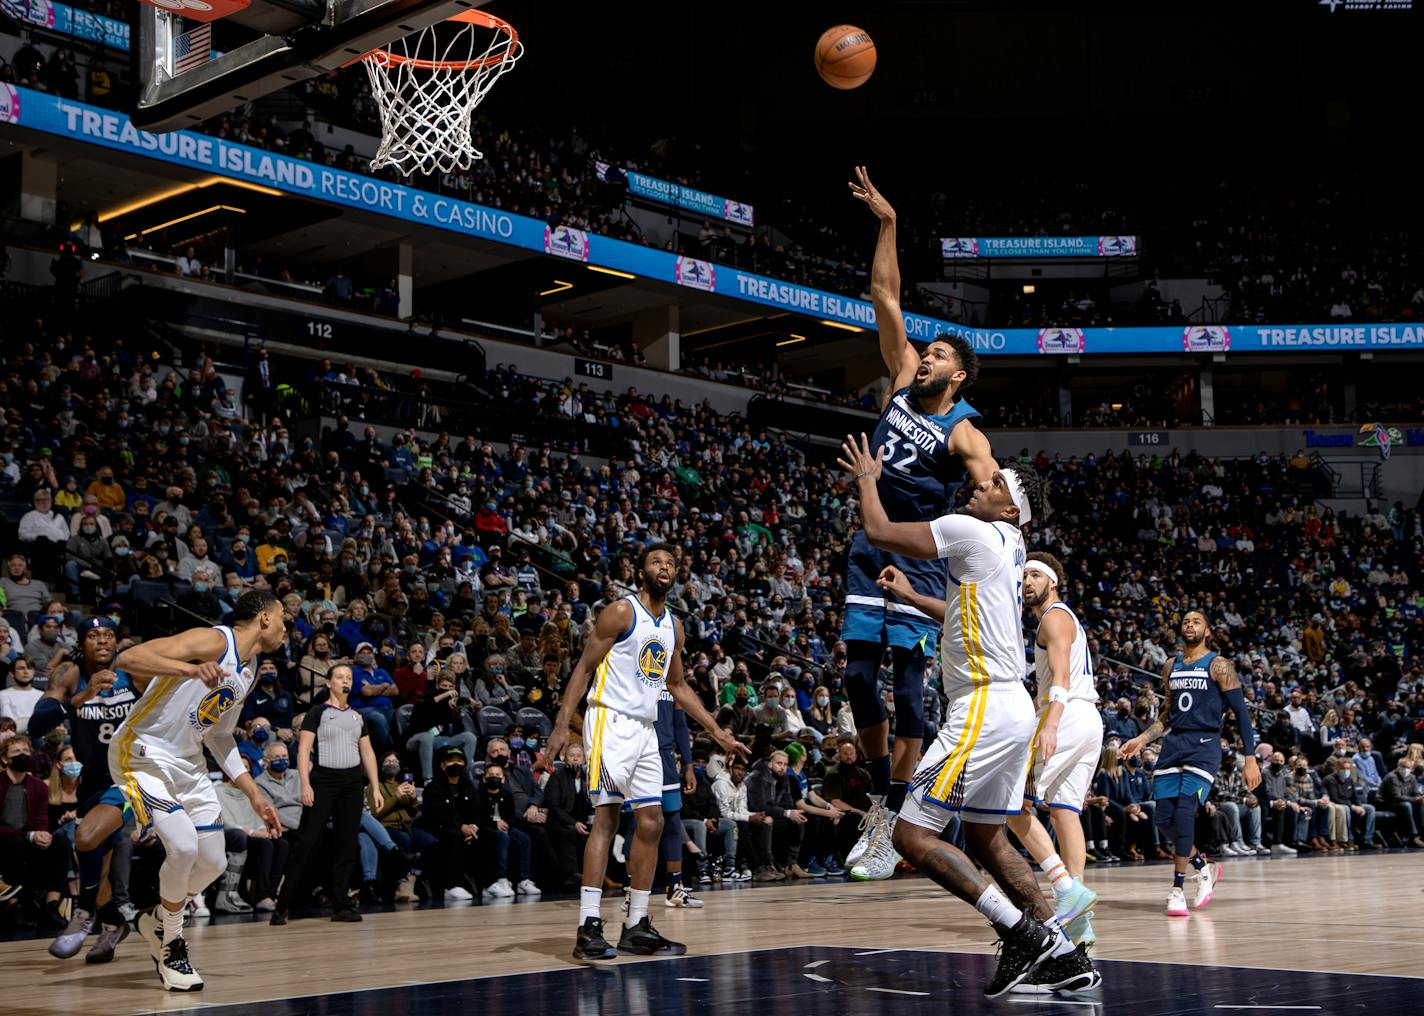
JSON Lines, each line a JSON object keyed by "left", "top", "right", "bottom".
{"left": 867, "top": 987, "right": 931, "bottom": 997}
{"left": 1008, "top": 999, "right": 1100, "bottom": 1007}
{"left": 804, "top": 960, "right": 829, "bottom": 969}
{"left": 1214, "top": 1007, "right": 1322, "bottom": 1011}
{"left": 804, "top": 973, "right": 834, "bottom": 983}
{"left": 676, "top": 977, "right": 709, "bottom": 983}
{"left": 854, "top": 949, "right": 898, "bottom": 956}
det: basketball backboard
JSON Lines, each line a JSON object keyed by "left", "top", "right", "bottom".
{"left": 133, "top": 0, "right": 485, "bottom": 131}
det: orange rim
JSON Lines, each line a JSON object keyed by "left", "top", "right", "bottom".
{"left": 366, "top": 9, "right": 519, "bottom": 71}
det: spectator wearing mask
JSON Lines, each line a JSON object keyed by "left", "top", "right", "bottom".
{"left": 64, "top": 507, "right": 113, "bottom": 599}
{"left": 350, "top": 642, "right": 397, "bottom": 752}
{"left": 368, "top": 751, "right": 423, "bottom": 902}
{"left": 725, "top": 684, "right": 757, "bottom": 740}
{"left": 1378, "top": 755, "right": 1424, "bottom": 848}
{"left": 821, "top": 740, "right": 873, "bottom": 863}
{"left": 0, "top": 735, "right": 67, "bottom": 923}
{"left": 272, "top": 665, "right": 382, "bottom": 925}
{"left": 415, "top": 744, "right": 484, "bottom": 901}
{"left": 0, "top": 657, "right": 43, "bottom": 728}
{"left": 2, "top": 556, "right": 51, "bottom": 619}
{"left": 392, "top": 643, "right": 429, "bottom": 703}
{"left": 543, "top": 741, "right": 595, "bottom": 888}
{"left": 240, "top": 660, "right": 296, "bottom": 739}
{"left": 1352, "top": 738, "right": 1385, "bottom": 798}
{"left": 238, "top": 718, "right": 275, "bottom": 776}
{"left": 18, "top": 492, "right": 69, "bottom": 575}
{"left": 25, "top": 616, "right": 69, "bottom": 676}
{"left": 474, "top": 762, "right": 539, "bottom": 899}
{"left": 1257, "top": 749, "right": 1309, "bottom": 854}
{"left": 1323, "top": 757, "right": 1377, "bottom": 850}
{"left": 216, "top": 774, "right": 290, "bottom": 913}
{"left": 681, "top": 749, "right": 736, "bottom": 882}
{"left": 1208, "top": 748, "right": 1266, "bottom": 856}
{"left": 744, "top": 750, "right": 809, "bottom": 881}
{"left": 473, "top": 654, "right": 515, "bottom": 708}
{"left": 406, "top": 672, "right": 479, "bottom": 783}
{"left": 256, "top": 742, "right": 304, "bottom": 835}
{"left": 784, "top": 742, "right": 845, "bottom": 876}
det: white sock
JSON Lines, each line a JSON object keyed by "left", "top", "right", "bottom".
{"left": 1040, "top": 852, "right": 1074, "bottom": 894}
{"left": 579, "top": 886, "right": 602, "bottom": 924}
{"left": 1044, "top": 916, "right": 1076, "bottom": 957}
{"left": 974, "top": 884, "right": 1022, "bottom": 928}
{"left": 161, "top": 904, "right": 184, "bottom": 943}
{"left": 625, "top": 888, "right": 650, "bottom": 927}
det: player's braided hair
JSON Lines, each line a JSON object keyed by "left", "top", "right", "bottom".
{"left": 1005, "top": 460, "right": 1051, "bottom": 523}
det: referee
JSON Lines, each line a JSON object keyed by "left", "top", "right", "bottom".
{"left": 271, "top": 665, "right": 382, "bottom": 925}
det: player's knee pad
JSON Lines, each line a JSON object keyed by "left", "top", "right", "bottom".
{"left": 844, "top": 647, "right": 887, "bottom": 729}
{"left": 890, "top": 647, "right": 926, "bottom": 740}
{"left": 189, "top": 828, "right": 228, "bottom": 896}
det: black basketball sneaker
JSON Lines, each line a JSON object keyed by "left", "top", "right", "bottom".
{"left": 572, "top": 917, "right": 617, "bottom": 960}
{"left": 617, "top": 916, "right": 687, "bottom": 956}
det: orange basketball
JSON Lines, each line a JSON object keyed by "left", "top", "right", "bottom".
{"left": 814, "top": 24, "right": 876, "bottom": 90}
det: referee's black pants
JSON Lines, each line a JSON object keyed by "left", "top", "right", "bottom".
{"left": 275, "top": 767, "right": 364, "bottom": 915}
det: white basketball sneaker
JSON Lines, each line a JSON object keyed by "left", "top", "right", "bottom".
{"left": 846, "top": 801, "right": 888, "bottom": 867}
{"left": 1193, "top": 861, "right": 1221, "bottom": 909}
{"left": 1166, "top": 887, "right": 1189, "bottom": 917}
{"left": 849, "top": 810, "right": 900, "bottom": 881}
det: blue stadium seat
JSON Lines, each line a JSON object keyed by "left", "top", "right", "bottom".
{"left": 514, "top": 707, "right": 551, "bottom": 738}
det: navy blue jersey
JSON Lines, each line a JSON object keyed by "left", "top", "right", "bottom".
{"left": 73, "top": 665, "right": 139, "bottom": 798}
{"left": 1166, "top": 651, "right": 1222, "bottom": 734}
{"left": 871, "top": 388, "right": 980, "bottom": 520}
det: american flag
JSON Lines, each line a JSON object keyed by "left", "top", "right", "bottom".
{"left": 174, "top": 23, "right": 211, "bottom": 75}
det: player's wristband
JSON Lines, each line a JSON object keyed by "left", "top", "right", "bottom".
{"left": 1048, "top": 686, "right": 1069, "bottom": 705}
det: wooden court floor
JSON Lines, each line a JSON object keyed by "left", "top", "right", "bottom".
{"left": 3, "top": 852, "right": 1421, "bottom": 1015}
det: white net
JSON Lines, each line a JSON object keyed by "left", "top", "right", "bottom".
{"left": 362, "top": 11, "right": 522, "bottom": 177}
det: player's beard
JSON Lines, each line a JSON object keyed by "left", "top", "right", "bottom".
{"left": 643, "top": 573, "right": 673, "bottom": 599}
{"left": 908, "top": 374, "right": 950, "bottom": 402}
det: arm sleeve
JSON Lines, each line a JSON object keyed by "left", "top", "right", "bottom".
{"left": 928, "top": 514, "right": 998, "bottom": 579}
{"left": 1223, "top": 686, "right": 1257, "bottom": 754}
{"left": 673, "top": 707, "right": 692, "bottom": 766}
{"left": 27, "top": 696, "right": 69, "bottom": 738}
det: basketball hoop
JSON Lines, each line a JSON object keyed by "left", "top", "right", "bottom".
{"left": 362, "top": 9, "right": 522, "bottom": 177}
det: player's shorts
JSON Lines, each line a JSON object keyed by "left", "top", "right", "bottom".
{"left": 1023, "top": 700, "right": 1104, "bottom": 814}
{"left": 78, "top": 784, "right": 130, "bottom": 818}
{"left": 586, "top": 705, "right": 663, "bottom": 810}
{"left": 900, "top": 681, "right": 1037, "bottom": 831}
{"left": 660, "top": 747, "right": 683, "bottom": 814}
{"left": 1153, "top": 732, "right": 1221, "bottom": 803}
{"left": 108, "top": 737, "right": 221, "bottom": 829}
{"left": 840, "top": 530, "right": 944, "bottom": 652}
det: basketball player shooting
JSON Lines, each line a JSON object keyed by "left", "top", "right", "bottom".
{"left": 109, "top": 591, "right": 288, "bottom": 991}
{"left": 1120, "top": 610, "right": 1260, "bottom": 917}
{"left": 545, "top": 544, "right": 748, "bottom": 961}
{"left": 838, "top": 166, "right": 997, "bottom": 882}
{"left": 839, "top": 434, "right": 1097, "bottom": 997}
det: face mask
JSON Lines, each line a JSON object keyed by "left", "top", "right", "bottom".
{"left": 816, "top": 694, "right": 830, "bottom": 707}
{"left": 526, "top": 738, "right": 539, "bottom": 751}
{"left": 693, "top": 764, "right": 707, "bottom": 776}
{"left": 252, "top": 727, "right": 270, "bottom": 743}
{"left": 484, "top": 778, "right": 503, "bottom": 793}
{"left": 8, "top": 754, "right": 33, "bottom": 773}
{"left": 81, "top": 524, "right": 97, "bottom": 535}
{"left": 268, "top": 759, "right": 290, "bottom": 774}
{"left": 194, "top": 582, "right": 210, "bottom": 594}
{"left": 61, "top": 762, "right": 83, "bottom": 778}
{"left": 509, "top": 737, "right": 525, "bottom": 750}
{"left": 275, "top": 562, "right": 287, "bottom": 572}
{"left": 782, "top": 697, "right": 796, "bottom": 709}
{"left": 115, "top": 546, "right": 130, "bottom": 557}
{"left": 445, "top": 764, "right": 466, "bottom": 778}
{"left": 1270, "top": 763, "right": 1284, "bottom": 772}
{"left": 381, "top": 762, "right": 401, "bottom": 778}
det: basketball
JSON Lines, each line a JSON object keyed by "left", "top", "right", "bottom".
{"left": 814, "top": 24, "right": 876, "bottom": 90}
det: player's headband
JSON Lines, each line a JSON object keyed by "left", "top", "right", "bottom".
{"left": 1002, "top": 469, "right": 1033, "bottom": 525}
{"left": 1024, "top": 560, "right": 1057, "bottom": 586}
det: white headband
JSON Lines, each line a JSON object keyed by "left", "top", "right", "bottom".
{"left": 1002, "top": 469, "right": 1033, "bottom": 526}
{"left": 1024, "top": 560, "right": 1057, "bottom": 586}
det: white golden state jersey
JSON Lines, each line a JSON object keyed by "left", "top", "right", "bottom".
{"left": 940, "top": 520, "right": 1027, "bottom": 693}
{"left": 115, "top": 625, "right": 254, "bottom": 761}
{"left": 1034, "top": 601, "right": 1098, "bottom": 706}
{"left": 589, "top": 595, "right": 674, "bottom": 723}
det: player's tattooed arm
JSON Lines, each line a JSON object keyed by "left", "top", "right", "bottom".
{"left": 1211, "top": 655, "right": 1241, "bottom": 690}
{"left": 1120, "top": 661, "right": 1173, "bottom": 757}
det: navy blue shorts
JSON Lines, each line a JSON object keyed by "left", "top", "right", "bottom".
{"left": 660, "top": 747, "right": 682, "bottom": 814}
{"left": 839, "top": 530, "right": 944, "bottom": 651}
{"left": 1153, "top": 733, "right": 1221, "bottom": 801}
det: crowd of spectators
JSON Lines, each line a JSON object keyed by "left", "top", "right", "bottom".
{"left": 1, "top": 255, "right": 1423, "bottom": 929}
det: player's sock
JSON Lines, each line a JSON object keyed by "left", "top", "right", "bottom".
{"left": 579, "top": 886, "right": 603, "bottom": 923}
{"left": 1173, "top": 871, "right": 1186, "bottom": 889}
{"left": 666, "top": 869, "right": 683, "bottom": 895}
{"left": 97, "top": 899, "right": 124, "bottom": 927}
{"left": 867, "top": 756, "right": 891, "bottom": 799}
{"left": 886, "top": 780, "right": 909, "bottom": 814}
{"left": 77, "top": 847, "right": 105, "bottom": 912}
{"left": 1189, "top": 853, "right": 1207, "bottom": 871}
{"left": 161, "top": 904, "right": 185, "bottom": 943}
{"left": 1041, "top": 852, "right": 1074, "bottom": 894}
{"left": 974, "top": 884, "right": 1022, "bottom": 928}
{"left": 625, "top": 889, "right": 650, "bottom": 927}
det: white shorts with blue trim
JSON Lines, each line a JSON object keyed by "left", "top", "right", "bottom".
{"left": 900, "top": 681, "right": 1036, "bottom": 830}
{"left": 1024, "top": 699, "right": 1103, "bottom": 814}
{"left": 108, "top": 738, "right": 221, "bottom": 829}
{"left": 585, "top": 705, "right": 663, "bottom": 810}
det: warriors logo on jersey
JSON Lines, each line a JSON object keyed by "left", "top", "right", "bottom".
{"left": 637, "top": 637, "right": 669, "bottom": 688}
{"left": 190, "top": 684, "right": 239, "bottom": 731}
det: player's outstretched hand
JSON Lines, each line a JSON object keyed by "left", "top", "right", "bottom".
{"left": 1119, "top": 735, "right": 1145, "bottom": 759}
{"left": 837, "top": 432, "right": 883, "bottom": 483}
{"left": 876, "top": 565, "right": 912, "bottom": 602}
{"left": 715, "top": 730, "right": 751, "bottom": 762}
{"left": 254, "top": 795, "right": 283, "bottom": 837}
{"left": 848, "top": 166, "right": 896, "bottom": 222}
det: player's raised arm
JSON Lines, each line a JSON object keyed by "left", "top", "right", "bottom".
{"left": 951, "top": 418, "right": 998, "bottom": 487}
{"left": 838, "top": 433, "right": 939, "bottom": 559}
{"left": 849, "top": 166, "right": 918, "bottom": 397}
{"left": 544, "top": 598, "right": 634, "bottom": 762}
{"left": 1121, "top": 661, "right": 1174, "bottom": 757}
{"left": 116, "top": 627, "right": 230, "bottom": 686}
